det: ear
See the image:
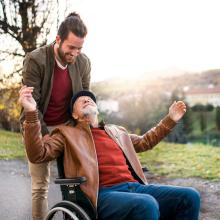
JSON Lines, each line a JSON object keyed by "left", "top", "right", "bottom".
{"left": 56, "top": 35, "right": 61, "bottom": 45}
{"left": 72, "top": 112, "right": 78, "bottom": 120}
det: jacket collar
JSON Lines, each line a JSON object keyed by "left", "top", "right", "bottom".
{"left": 75, "top": 119, "right": 106, "bottom": 130}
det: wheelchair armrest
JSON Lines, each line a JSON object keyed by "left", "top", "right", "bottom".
{"left": 54, "top": 176, "right": 87, "bottom": 185}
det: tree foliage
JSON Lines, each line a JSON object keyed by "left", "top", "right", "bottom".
{"left": 0, "top": 87, "right": 20, "bottom": 131}
{"left": 182, "top": 104, "right": 193, "bottom": 135}
{"left": 100, "top": 89, "right": 169, "bottom": 134}
{"left": 191, "top": 104, "right": 214, "bottom": 132}
{"left": 0, "top": 0, "right": 63, "bottom": 130}
{"left": 191, "top": 104, "right": 214, "bottom": 112}
{"left": 0, "top": 0, "right": 59, "bottom": 84}
{"left": 164, "top": 89, "right": 187, "bottom": 143}
{"left": 0, "top": 0, "right": 59, "bottom": 52}
{"left": 216, "top": 106, "right": 220, "bottom": 130}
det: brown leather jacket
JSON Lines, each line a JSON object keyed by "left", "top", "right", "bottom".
{"left": 24, "top": 111, "right": 176, "bottom": 209}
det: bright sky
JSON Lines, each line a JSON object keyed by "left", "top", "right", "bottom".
{"left": 61, "top": 0, "right": 220, "bottom": 82}
{"left": 2, "top": 0, "right": 220, "bottom": 83}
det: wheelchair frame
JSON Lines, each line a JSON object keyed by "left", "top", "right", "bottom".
{"left": 44, "top": 156, "right": 97, "bottom": 220}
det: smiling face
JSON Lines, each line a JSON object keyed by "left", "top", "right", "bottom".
{"left": 72, "top": 96, "right": 98, "bottom": 121}
{"left": 55, "top": 32, "right": 84, "bottom": 65}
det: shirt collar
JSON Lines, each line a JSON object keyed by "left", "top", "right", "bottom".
{"left": 55, "top": 56, "right": 67, "bottom": 70}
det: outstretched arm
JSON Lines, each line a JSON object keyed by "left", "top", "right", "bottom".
{"left": 19, "top": 86, "right": 64, "bottom": 163}
{"left": 20, "top": 55, "right": 49, "bottom": 136}
{"left": 130, "top": 101, "right": 186, "bottom": 152}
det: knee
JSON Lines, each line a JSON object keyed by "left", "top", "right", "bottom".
{"left": 183, "top": 187, "right": 200, "bottom": 208}
{"left": 31, "top": 177, "right": 49, "bottom": 196}
{"left": 132, "top": 195, "right": 160, "bottom": 219}
{"left": 32, "top": 188, "right": 49, "bottom": 201}
{"left": 186, "top": 187, "right": 200, "bottom": 202}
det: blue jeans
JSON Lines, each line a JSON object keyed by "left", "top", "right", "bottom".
{"left": 97, "top": 182, "right": 200, "bottom": 220}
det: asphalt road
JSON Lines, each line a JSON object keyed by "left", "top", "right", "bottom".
{"left": 1, "top": 159, "right": 220, "bottom": 220}
{"left": 0, "top": 159, "right": 61, "bottom": 220}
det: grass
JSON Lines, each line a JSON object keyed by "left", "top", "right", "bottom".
{"left": 0, "top": 129, "right": 25, "bottom": 159}
{"left": 139, "top": 142, "right": 220, "bottom": 181}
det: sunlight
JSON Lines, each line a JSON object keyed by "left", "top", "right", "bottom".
{"left": 2, "top": 0, "right": 220, "bottom": 82}
{"left": 64, "top": 0, "right": 220, "bottom": 82}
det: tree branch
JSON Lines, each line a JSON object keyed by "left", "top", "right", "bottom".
{"left": 2, "top": 67, "right": 23, "bottom": 79}
{"left": 0, "top": 0, "right": 7, "bottom": 21}
{"left": 0, "top": 55, "right": 9, "bottom": 62}
{"left": 0, "top": 50, "right": 24, "bottom": 57}
{"left": 0, "top": 20, "right": 19, "bottom": 38}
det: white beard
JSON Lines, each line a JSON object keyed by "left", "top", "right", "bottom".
{"left": 81, "top": 105, "right": 99, "bottom": 118}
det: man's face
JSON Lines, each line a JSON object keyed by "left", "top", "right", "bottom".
{"left": 56, "top": 32, "right": 84, "bottom": 65}
{"left": 72, "top": 96, "right": 98, "bottom": 120}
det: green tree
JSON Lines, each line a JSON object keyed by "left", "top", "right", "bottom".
{"left": 0, "top": 0, "right": 67, "bottom": 130}
{"left": 191, "top": 104, "right": 214, "bottom": 132}
{"left": 166, "top": 89, "right": 187, "bottom": 143}
{"left": 182, "top": 104, "right": 193, "bottom": 135}
{"left": 0, "top": 0, "right": 61, "bottom": 85}
{"left": 216, "top": 106, "right": 220, "bottom": 130}
{"left": 0, "top": 87, "right": 20, "bottom": 131}
{"left": 200, "top": 112, "right": 206, "bottom": 132}
{"left": 117, "top": 91, "right": 168, "bottom": 133}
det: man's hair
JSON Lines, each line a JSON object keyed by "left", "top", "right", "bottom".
{"left": 58, "top": 12, "right": 87, "bottom": 41}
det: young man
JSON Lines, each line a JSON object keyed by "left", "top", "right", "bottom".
{"left": 19, "top": 12, "right": 91, "bottom": 220}
{"left": 19, "top": 87, "right": 200, "bottom": 220}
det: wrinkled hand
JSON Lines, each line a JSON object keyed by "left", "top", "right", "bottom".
{"left": 168, "top": 101, "right": 186, "bottom": 122}
{"left": 18, "top": 86, "right": 37, "bottom": 112}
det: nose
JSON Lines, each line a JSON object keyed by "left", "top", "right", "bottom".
{"left": 84, "top": 98, "right": 90, "bottom": 103}
{"left": 71, "top": 48, "right": 80, "bottom": 56}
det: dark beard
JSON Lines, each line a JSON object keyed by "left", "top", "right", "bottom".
{"left": 57, "top": 42, "right": 75, "bottom": 65}
{"left": 57, "top": 45, "right": 68, "bottom": 65}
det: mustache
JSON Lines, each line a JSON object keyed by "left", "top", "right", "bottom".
{"left": 82, "top": 106, "right": 99, "bottom": 117}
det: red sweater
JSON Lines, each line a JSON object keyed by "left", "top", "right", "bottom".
{"left": 91, "top": 127, "right": 137, "bottom": 187}
{"left": 44, "top": 62, "right": 72, "bottom": 126}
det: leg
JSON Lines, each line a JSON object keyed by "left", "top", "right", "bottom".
{"left": 98, "top": 183, "right": 160, "bottom": 220}
{"left": 135, "top": 183, "right": 200, "bottom": 220}
{"left": 29, "top": 161, "right": 50, "bottom": 220}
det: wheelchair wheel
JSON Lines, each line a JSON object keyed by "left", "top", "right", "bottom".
{"left": 45, "top": 200, "right": 91, "bottom": 220}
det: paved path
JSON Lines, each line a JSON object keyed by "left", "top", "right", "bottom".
{"left": 1, "top": 160, "right": 220, "bottom": 220}
{"left": 0, "top": 159, "right": 61, "bottom": 220}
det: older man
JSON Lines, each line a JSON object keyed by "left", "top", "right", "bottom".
{"left": 19, "top": 86, "right": 200, "bottom": 220}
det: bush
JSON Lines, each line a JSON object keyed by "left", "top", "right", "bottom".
{"left": 187, "top": 131, "right": 220, "bottom": 147}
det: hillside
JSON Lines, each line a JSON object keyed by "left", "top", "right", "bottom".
{"left": 92, "top": 69, "right": 220, "bottom": 98}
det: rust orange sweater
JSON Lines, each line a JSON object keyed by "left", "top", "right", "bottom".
{"left": 91, "top": 127, "right": 137, "bottom": 187}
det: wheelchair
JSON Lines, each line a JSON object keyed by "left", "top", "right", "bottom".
{"left": 45, "top": 155, "right": 150, "bottom": 220}
{"left": 45, "top": 155, "right": 97, "bottom": 220}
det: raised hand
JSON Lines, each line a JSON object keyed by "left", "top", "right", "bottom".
{"left": 18, "top": 86, "right": 37, "bottom": 112}
{"left": 168, "top": 101, "right": 186, "bottom": 122}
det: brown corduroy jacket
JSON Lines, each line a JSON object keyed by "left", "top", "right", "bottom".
{"left": 24, "top": 111, "right": 176, "bottom": 209}
{"left": 20, "top": 42, "right": 91, "bottom": 135}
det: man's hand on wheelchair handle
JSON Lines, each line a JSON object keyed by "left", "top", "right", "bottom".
{"left": 19, "top": 85, "right": 37, "bottom": 112}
